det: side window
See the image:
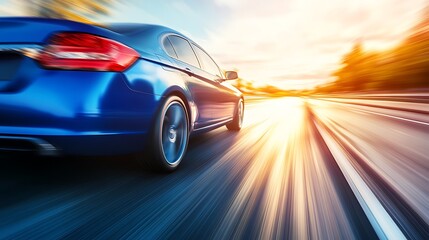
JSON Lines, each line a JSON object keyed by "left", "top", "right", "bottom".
{"left": 162, "top": 37, "right": 177, "bottom": 58}
{"left": 168, "top": 35, "right": 200, "bottom": 67}
{"left": 193, "top": 45, "right": 222, "bottom": 78}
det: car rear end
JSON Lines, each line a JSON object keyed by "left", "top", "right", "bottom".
{"left": 0, "top": 17, "right": 159, "bottom": 156}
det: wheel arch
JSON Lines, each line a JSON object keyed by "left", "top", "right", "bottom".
{"left": 234, "top": 96, "right": 245, "bottom": 115}
{"left": 162, "top": 86, "right": 195, "bottom": 132}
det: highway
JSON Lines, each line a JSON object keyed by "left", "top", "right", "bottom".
{"left": 0, "top": 96, "right": 428, "bottom": 239}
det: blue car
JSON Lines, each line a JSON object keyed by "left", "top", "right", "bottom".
{"left": 0, "top": 17, "right": 244, "bottom": 171}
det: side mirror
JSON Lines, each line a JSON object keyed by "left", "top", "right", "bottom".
{"left": 224, "top": 71, "right": 238, "bottom": 81}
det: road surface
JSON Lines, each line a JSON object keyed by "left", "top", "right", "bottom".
{"left": 0, "top": 96, "right": 428, "bottom": 239}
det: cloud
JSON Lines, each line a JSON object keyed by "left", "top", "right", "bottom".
{"left": 171, "top": 1, "right": 194, "bottom": 15}
{"left": 214, "top": 0, "right": 247, "bottom": 8}
{"left": 0, "top": 0, "right": 26, "bottom": 16}
{"left": 205, "top": 0, "right": 428, "bottom": 88}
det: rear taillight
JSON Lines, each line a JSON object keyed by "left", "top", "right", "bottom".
{"left": 38, "top": 33, "right": 139, "bottom": 71}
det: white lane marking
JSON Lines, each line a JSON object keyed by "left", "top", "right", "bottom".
{"left": 317, "top": 99, "right": 429, "bottom": 126}
{"left": 316, "top": 123, "right": 406, "bottom": 240}
{"left": 352, "top": 108, "right": 429, "bottom": 126}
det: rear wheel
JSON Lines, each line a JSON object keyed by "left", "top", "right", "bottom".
{"left": 145, "top": 96, "right": 189, "bottom": 172}
{"left": 226, "top": 98, "right": 244, "bottom": 131}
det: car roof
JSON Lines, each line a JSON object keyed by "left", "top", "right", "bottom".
{"left": 104, "top": 23, "right": 180, "bottom": 38}
{"left": 104, "top": 23, "right": 197, "bottom": 53}
{"left": 103, "top": 23, "right": 209, "bottom": 59}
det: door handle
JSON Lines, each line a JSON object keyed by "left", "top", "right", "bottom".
{"left": 185, "top": 67, "right": 193, "bottom": 76}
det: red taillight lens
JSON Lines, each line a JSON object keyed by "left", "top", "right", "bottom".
{"left": 38, "top": 33, "right": 139, "bottom": 71}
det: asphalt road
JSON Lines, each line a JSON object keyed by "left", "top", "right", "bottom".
{"left": 0, "top": 96, "right": 428, "bottom": 239}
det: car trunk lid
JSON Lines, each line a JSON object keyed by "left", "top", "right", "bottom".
{"left": 0, "top": 17, "right": 115, "bottom": 43}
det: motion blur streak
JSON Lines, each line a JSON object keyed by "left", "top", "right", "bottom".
{"left": 214, "top": 99, "right": 367, "bottom": 239}
{"left": 0, "top": 96, "right": 428, "bottom": 239}
{"left": 309, "top": 97, "right": 429, "bottom": 239}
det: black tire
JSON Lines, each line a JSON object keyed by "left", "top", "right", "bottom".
{"left": 226, "top": 98, "right": 244, "bottom": 131}
{"left": 143, "top": 96, "right": 189, "bottom": 172}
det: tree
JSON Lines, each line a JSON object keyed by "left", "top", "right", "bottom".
{"left": 22, "top": 0, "right": 115, "bottom": 23}
{"left": 333, "top": 42, "right": 368, "bottom": 91}
{"left": 328, "top": 5, "right": 429, "bottom": 93}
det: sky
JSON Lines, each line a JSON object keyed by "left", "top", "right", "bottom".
{"left": 0, "top": 0, "right": 428, "bottom": 89}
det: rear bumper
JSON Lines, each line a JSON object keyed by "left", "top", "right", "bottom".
{"left": 0, "top": 131, "right": 149, "bottom": 156}
{"left": 0, "top": 135, "right": 58, "bottom": 156}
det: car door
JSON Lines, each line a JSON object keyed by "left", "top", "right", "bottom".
{"left": 165, "top": 35, "right": 218, "bottom": 128}
{"left": 191, "top": 44, "right": 236, "bottom": 121}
